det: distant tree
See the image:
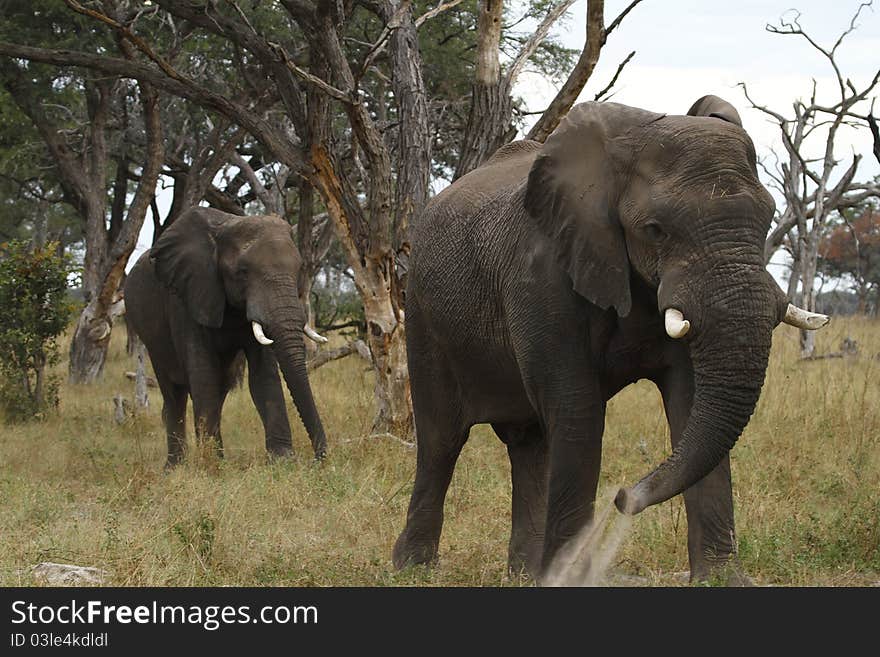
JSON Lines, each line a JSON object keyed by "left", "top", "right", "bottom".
{"left": 818, "top": 200, "right": 880, "bottom": 315}
{"left": 0, "top": 240, "right": 73, "bottom": 422}
{"left": 740, "top": 2, "right": 880, "bottom": 357}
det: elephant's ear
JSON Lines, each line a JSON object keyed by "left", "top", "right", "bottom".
{"left": 686, "top": 94, "right": 742, "bottom": 126}
{"left": 524, "top": 102, "right": 664, "bottom": 317}
{"left": 151, "top": 208, "right": 226, "bottom": 328}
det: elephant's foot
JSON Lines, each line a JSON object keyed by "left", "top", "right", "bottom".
{"left": 392, "top": 531, "right": 439, "bottom": 570}
{"left": 267, "top": 444, "right": 294, "bottom": 460}
{"left": 164, "top": 453, "right": 185, "bottom": 470}
{"left": 507, "top": 539, "right": 543, "bottom": 583}
{"left": 690, "top": 557, "right": 754, "bottom": 587}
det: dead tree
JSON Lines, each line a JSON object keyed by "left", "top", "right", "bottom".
{"left": 741, "top": 3, "right": 880, "bottom": 358}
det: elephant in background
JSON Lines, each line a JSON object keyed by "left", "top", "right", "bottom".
{"left": 393, "top": 96, "right": 829, "bottom": 583}
{"left": 125, "top": 207, "right": 329, "bottom": 466}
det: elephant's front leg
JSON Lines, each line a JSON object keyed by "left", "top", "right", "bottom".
{"left": 187, "top": 339, "right": 227, "bottom": 458}
{"left": 540, "top": 403, "right": 605, "bottom": 581}
{"left": 659, "top": 364, "right": 752, "bottom": 585}
{"left": 245, "top": 344, "right": 293, "bottom": 457}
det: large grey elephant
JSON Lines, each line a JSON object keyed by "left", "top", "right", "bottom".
{"left": 392, "top": 96, "right": 829, "bottom": 584}
{"left": 125, "top": 207, "right": 328, "bottom": 466}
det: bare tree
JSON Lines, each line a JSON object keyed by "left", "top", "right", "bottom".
{"left": 741, "top": 3, "right": 880, "bottom": 357}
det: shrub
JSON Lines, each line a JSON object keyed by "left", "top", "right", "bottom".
{"left": 0, "top": 240, "right": 73, "bottom": 422}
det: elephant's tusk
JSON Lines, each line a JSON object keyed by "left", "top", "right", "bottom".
{"left": 252, "top": 321, "right": 274, "bottom": 345}
{"left": 783, "top": 304, "right": 830, "bottom": 330}
{"left": 304, "top": 324, "right": 329, "bottom": 344}
{"left": 664, "top": 308, "right": 691, "bottom": 339}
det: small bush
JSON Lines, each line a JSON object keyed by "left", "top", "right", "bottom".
{"left": 0, "top": 240, "right": 73, "bottom": 422}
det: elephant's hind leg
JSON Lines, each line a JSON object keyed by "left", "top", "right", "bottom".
{"left": 495, "top": 422, "right": 548, "bottom": 580}
{"left": 392, "top": 418, "right": 469, "bottom": 570}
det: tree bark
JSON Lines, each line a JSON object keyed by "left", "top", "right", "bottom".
{"left": 454, "top": 0, "right": 513, "bottom": 179}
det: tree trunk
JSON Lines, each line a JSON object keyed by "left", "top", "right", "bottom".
{"left": 798, "top": 237, "right": 820, "bottom": 358}
{"left": 453, "top": 0, "right": 513, "bottom": 179}
{"left": 69, "top": 297, "right": 114, "bottom": 383}
{"left": 135, "top": 340, "right": 149, "bottom": 409}
{"left": 526, "top": 0, "right": 607, "bottom": 143}
{"left": 359, "top": 261, "right": 412, "bottom": 437}
{"left": 454, "top": 78, "right": 513, "bottom": 179}
{"left": 69, "top": 81, "right": 163, "bottom": 383}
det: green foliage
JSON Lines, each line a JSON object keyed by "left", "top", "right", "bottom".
{"left": 0, "top": 240, "right": 73, "bottom": 422}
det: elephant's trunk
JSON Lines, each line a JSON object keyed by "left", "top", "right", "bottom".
{"left": 616, "top": 269, "right": 776, "bottom": 515}
{"left": 254, "top": 293, "right": 327, "bottom": 460}
{"left": 272, "top": 327, "right": 327, "bottom": 460}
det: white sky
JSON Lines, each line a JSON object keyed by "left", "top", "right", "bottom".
{"left": 133, "top": 0, "right": 880, "bottom": 283}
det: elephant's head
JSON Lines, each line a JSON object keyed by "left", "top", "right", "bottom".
{"left": 150, "top": 207, "right": 327, "bottom": 457}
{"left": 524, "top": 97, "right": 828, "bottom": 516}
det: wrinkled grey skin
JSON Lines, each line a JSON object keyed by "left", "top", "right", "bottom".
{"left": 125, "top": 208, "right": 326, "bottom": 466}
{"left": 393, "top": 96, "right": 788, "bottom": 584}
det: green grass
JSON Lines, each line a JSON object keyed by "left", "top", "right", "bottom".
{"left": 1, "top": 318, "right": 878, "bottom": 586}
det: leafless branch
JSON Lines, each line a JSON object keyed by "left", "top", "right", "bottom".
{"left": 869, "top": 113, "right": 880, "bottom": 164}
{"left": 604, "top": 0, "right": 646, "bottom": 42}
{"left": 505, "top": 0, "right": 577, "bottom": 86}
{"left": 593, "top": 50, "right": 635, "bottom": 101}
{"left": 414, "top": 0, "right": 465, "bottom": 27}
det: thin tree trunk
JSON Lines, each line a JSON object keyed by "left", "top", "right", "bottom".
{"left": 454, "top": 0, "right": 513, "bottom": 179}
{"left": 526, "top": 0, "right": 606, "bottom": 143}
{"left": 135, "top": 340, "right": 148, "bottom": 409}
{"left": 798, "top": 236, "right": 820, "bottom": 358}
{"left": 34, "top": 350, "right": 45, "bottom": 409}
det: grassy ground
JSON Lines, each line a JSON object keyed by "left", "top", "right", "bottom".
{"left": 1, "top": 318, "right": 878, "bottom": 586}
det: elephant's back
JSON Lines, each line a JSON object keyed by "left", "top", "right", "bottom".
{"left": 409, "top": 141, "right": 541, "bottom": 342}
{"left": 417, "top": 140, "right": 540, "bottom": 233}
{"left": 411, "top": 139, "right": 540, "bottom": 290}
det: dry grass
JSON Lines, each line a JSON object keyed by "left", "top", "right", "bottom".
{"left": 0, "top": 318, "right": 877, "bottom": 586}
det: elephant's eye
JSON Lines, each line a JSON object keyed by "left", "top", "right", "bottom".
{"left": 643, "top": 221, "right": 667, "bottom": 241}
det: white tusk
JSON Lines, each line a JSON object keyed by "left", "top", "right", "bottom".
{"left": 783, "top": 304, "right": 830, "bottom": 330}
{"left": 664, "top": 308, "right": 691, "bottom": 339}
{"left": 252, "top": 321, "right": 274, "bottom": 345}
{"left": 304, "top": 324, "right": 328, "bottom": 344}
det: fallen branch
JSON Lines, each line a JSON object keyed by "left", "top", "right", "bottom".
{"left": 124, "top": 371, "right": 158, "bottom": 387}
{"left": 307, "top": 339, "right": 371, "bottom": 371}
